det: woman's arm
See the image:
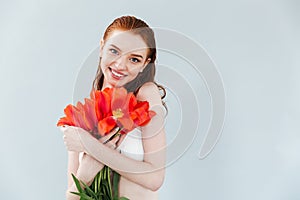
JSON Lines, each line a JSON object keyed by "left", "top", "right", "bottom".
{"left": 67, "top": 151, "right": 79, "bottom": 188}
{"left": 66, "top": 153, "right": 104, "bottom": 200}
{"left": 66, "top": 151, "right": 82, "bottom": 200}
{"left": 73, "top": 153, "right": 105, "bottom": 185}
{"left": 72, "top": 82, "right": 167, "bottom": 191}
{"left": 65, "top": 132, "right": 120, "bottom": 199}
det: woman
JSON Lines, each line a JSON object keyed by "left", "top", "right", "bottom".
{"left": 61, "top": 15, "right": 167, "bottom": 200}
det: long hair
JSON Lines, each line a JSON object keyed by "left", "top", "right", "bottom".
{"left": 92, "top": 15, "right": 167, "bottom": 111}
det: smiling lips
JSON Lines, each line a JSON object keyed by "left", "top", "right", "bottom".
{"left": 109, "top": 67, "right": 126, "bottom": 80}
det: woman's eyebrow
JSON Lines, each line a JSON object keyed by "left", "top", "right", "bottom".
{"left": 110, "top": 44, "right": 144, "bottom": 59}
{"left": 110, "top": 44, "right": 121, "bottom": 51}
{"left": 130, "top": 53, "right": 143, "bottom": 59}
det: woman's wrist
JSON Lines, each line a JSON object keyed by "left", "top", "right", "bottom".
{"left": 66, "top": 184, "right": 79, "bottom": 200}
{"left": 76, "top": 153, "right": 104, "bottom": 184}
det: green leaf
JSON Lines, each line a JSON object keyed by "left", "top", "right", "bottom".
{"left": 71, "top": 173, "right": 84, "bottom": 193}
{"left": 70, "top": 191, "right": 81, "bottom": 196}
{"left": 112, "top": 171, "right": 120, "bottom": 199}
{"left": 80, "top": 181, "right": 97, "bottom": 198}
{"left": 78, "top": 193, "right": 94, "bottom": 200}
{"left": 72, "top": 166, "right": 118, "bottom": 200}
{"left": 119, "top": 197, "right": 130, "bottom": 200}
{"left": 70, "top": 191, "right": 93, "bottom": 200}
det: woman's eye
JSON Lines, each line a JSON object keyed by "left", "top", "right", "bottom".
{"left": 109, "top": 49, "right": 118, "bottom": 55}
{"left": 130, "top": 58, "right": 140, "bottom": 63}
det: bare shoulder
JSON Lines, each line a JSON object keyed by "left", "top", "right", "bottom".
{"left": 136, "top": 82, "right": 162, "bottom": 106}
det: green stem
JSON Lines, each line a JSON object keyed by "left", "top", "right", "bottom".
{"left": 107, "top": 166, "right": 113, "bottom": 198}
{"left": 112, "top": 127, "right": 122, "bottom": 139}
{"left": 112, "top": 170, "right": 120, "bottom": 199}
{"left": 103, "top": 127, "right": 122, "bottom": 145}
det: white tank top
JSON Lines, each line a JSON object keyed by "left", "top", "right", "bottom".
{"left": 116, "top": 127, "right": 144, "bottom": 161}
{"left": 116, "top": 104, "right": 167, "bottom": 161}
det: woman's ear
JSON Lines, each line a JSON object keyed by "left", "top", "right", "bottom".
{"left": 145, "top": 58, "right": 151, "bottom": 65}
{"left": 140, "top": 58, "right": 151, "bottom": 72}
{"left": 99, "top": 39, "right": 104, "bottom": 57}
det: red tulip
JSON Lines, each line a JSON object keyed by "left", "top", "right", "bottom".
{"left": 57, "top": 87, "right": 156, "bottom": 138}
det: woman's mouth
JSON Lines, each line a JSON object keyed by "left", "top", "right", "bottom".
{"left": 109, "top": 67, "right": 127, "bottom": 80}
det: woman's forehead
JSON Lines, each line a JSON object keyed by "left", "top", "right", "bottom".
{"left": 105, "top": 30, "right": 149, "bottom": 54}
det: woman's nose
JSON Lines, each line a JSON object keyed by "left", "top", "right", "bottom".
{"left": 114, "top": 55, "right": 126, "bottom": 70}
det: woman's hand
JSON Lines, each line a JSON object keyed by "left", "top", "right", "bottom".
{"left": 61, "top": 125, "right": 89, "bottom": 152}
{"left": 98, "top": 128, "right": 121, "bottom": 149}
{"left": 61, "top": 125, "right": 121, "bottom": 152}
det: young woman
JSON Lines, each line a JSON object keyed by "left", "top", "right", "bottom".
{"left": 61, "top": 15, "right": 167, "bottom": 200}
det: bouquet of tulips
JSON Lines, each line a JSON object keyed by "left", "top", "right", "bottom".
{"left": 57, "top": 87, "right": 156, "bottom": 200}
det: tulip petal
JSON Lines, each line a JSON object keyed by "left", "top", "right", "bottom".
{"left": 57, "top": 117, "right": 75, "bottom": 126}
{"left": 84, "top": 98, "right": 98, "bottom": 131}
{"left": 98, "top": 116, "right": 116, "bottom": 136}
{"left": 111, "top": 87, "right": 128, "bottom": 111}
{"left": 117, "top": 115, "right": 134, "bottom": 131}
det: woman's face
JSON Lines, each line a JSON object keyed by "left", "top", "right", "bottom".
{"left": 100, "top": 30, "right": 151, "bottom": 89}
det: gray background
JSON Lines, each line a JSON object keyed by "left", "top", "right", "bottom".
{"left": 0, "top": 0, "right": 299, "bottom": 199}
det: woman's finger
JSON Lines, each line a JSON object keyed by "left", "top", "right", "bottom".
{"left": 99, "top": 128, "right": 119, "bottom": 143}
{"left": 104, "top": 140, "right": 117, "bottom": 149}
{"left": 110, "top": 134, "right": 120, "bottom": 144}
{"left": 102, "top": 133, "right": 119, "bottom": 144}
{"left": 59, "top": 125, "right": 69, "bottom": 132}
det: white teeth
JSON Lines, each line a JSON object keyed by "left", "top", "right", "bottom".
{"left": 111, "top": 69, "right": 124, "bottom": 77}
